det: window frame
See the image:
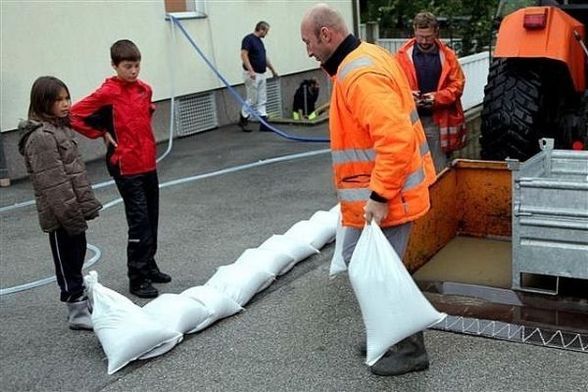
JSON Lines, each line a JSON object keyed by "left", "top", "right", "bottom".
{"left": 164, "top": 0, "right": 207, "bottom": 20}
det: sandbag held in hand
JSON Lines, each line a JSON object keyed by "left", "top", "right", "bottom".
{"left": 348, "top": 223, "right": 446, "bottom": 366}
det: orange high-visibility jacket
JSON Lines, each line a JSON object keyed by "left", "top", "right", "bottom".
{"left": 396, "top": 38, "right": 466, "bottom": 152}
{"left": 329, "top": 42, "right": 435, "bottom": 228}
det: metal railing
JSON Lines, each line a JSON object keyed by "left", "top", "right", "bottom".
{"left": 458, "top": 51, "right": 490, "bottom": 111}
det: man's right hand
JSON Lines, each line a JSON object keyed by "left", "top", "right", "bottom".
{"left": 248, "top": 70, "right": 256, "bottom": 80}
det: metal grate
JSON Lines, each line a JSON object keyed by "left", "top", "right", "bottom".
{"left": 431, "top": 315, "right": 588, "bottom": 352}
{"left": 175, "top": 91, "right": 218, "bottom": 137}
{"left": 266, "top": 77, "right": 283, "bottom": 118}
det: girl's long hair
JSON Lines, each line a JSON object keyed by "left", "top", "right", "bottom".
{"left": 28, "top": 76, "right": 70, "bottom": 126}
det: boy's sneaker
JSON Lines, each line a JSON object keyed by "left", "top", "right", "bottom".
{"left": 239, "top": 114, "right": 251, "bottom": 132}
{"left": 148, "top": 270, "right": 172, "bottom": 283}
{"left": 130, "top": 280, "right": 159, "bottom": 298}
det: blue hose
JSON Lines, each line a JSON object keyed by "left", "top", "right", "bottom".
{"left": 169, "top": 15, "right": 329, "bottom": 143}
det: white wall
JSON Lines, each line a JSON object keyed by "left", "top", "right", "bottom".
{"left": 0, "top": 0, "right": 353, "bottom": 132}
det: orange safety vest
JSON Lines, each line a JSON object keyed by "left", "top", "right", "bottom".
{"left": 329, "top": 42, "right": 435, "bottom": 228}
{"left": 396, "top": 39, "right": 467, "bottom": 153}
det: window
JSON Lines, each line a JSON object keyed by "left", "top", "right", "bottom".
{"left": 164, "top": 0, "right": 207, "bottom": 19}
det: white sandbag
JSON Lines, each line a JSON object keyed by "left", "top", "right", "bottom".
{"left": 329, "top": 203, "right": 341, "bottom": 215}
{"left": 348, "top": 223, "right": 446, "bottom": 366}
{"left": 259, "top": 235, "right": 319, "bottom": 272}
{"left": 234, "top": 248, "right": 295, "bottom": 276}
{"left": 284, "top": 219, "right": 335, "bottom": 250}
{"left": 180, "top": 285, "right": 243, "bottom": 330}
{"left": 309, "top": 210, "right": 339, "bottom": 232}
{"left": 142, "top": 293, "right": 211, "bottom": 334}
{"left": 84, "top": 271, "right": 183, "bottom": 375}
{"left": 329, "top": 218, "right": 347, "bottom": 277}
{"left": 205, "top": 263, "right": 275, "bottom": 306}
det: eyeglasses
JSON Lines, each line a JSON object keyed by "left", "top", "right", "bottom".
{"left": 415, "top": 34, "right": 435, "bottom": 42}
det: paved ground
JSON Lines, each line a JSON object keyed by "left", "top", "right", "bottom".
{"left": 1, "top": 121, "right": 586, "bottom": 392}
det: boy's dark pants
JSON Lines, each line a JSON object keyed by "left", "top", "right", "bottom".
{"left": 48, "top": 228, "right": 87, "bottom": 302}
{"left": 114, "top": 171, "right": 161, "bottom": 285}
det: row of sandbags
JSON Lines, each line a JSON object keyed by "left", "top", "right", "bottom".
{"left": 84, "top": 205, "right": 340, "bottom": 374}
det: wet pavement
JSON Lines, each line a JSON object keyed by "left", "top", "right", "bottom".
{"left": 1, "top": 121, "right": 587, "bottom": 391}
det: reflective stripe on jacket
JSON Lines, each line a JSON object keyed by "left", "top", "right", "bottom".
{"left": 329, "top": 42, "right": 435, "bottom": 228}
{"left": 396, "top": 39, "right": 467, "bottom": 152}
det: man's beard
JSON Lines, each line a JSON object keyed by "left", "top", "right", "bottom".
{"left": 417, "top": 43, "right": 435, "bottom": 52}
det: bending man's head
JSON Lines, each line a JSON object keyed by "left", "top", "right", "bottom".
{"left": 413, "top": 12, "right": 439, "bottom": 52}
{"left": 255, "top": 21, "right": 270, "bottom": 38}
{"left": 300, "top": 3, "right": 349, "bottom": 64}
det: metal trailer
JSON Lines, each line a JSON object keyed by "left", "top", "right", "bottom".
{"left": 508, "top": 139, "right": 588, "bottom": 294}
{"left": 404, "top": 151, "right": 587, "bottom": 351}
{"left": 405, "top": 141, "right": 587, "bottom": 295}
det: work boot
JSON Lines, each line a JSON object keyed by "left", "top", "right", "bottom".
{"left": 369, "top": 332, "right": 430, "bottom": 376}
{"left": 238, "top": 113, "right": 251, "bottom": 132}
{"left": 357, "top": 340, "right": 394, "bottom": 358}
{"left": 66, "top": 298, "right": 93, "bottom": 331}
{"left": 258, "top": 116, "right": 271, "bottom": 132}
{"left": 148, "top": 270, "right": 172, "bottom": 284}
{"left": 130, "top": 280, "right": 159, "bottom": 298}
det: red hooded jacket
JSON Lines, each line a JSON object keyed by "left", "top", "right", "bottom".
{"left": 396, "top": 38, "right": 467, "bottom": 152}
{"left": 71, "top": 77, "right": 156, "bottom": 176}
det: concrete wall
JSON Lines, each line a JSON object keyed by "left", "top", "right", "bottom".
{"left": 2, "top": 69, "right": 330, "bottom": 180}
{"left": 0, "top": 1, "right": 352, "bottom": 181}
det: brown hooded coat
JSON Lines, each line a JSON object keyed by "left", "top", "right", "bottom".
{"left": 18, "top": 120, "right": 101, "bottom": 235}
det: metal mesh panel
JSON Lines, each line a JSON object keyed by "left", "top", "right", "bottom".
{"left": 175, "top": 91, "right": 218, "bottom": 137}
{"left": 266, "top": 78, "right": 283, "bottom": 118}
{"left": 432, "top": 315, "right": 588, "bottom": 352}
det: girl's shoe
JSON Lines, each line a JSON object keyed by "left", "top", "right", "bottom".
{"left": 66, "top": 298, "right": 93, "bottom": 330}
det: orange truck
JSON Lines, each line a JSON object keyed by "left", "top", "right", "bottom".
{"left": 480, "top": 0, "right": 588, "bottom": 161}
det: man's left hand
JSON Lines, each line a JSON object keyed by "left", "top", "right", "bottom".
{"left": 364, "top": 199, "right": 388, "bottom": 225}
{"left": 422, "top": 92, "right": 435, "bottom": 103}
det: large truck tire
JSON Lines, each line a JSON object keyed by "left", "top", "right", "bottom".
{"left": 480, "top": 59, "right": 544, "bottom": 161}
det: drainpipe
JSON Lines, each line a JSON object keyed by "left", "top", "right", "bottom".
{"left": 0, "top": 132, "right": 10, "bottom": 187}
{"left": 352, "top": 0, "right": 360, "bottom": 37}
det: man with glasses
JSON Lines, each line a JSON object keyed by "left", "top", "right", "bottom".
{"left": 397, "top": 12, "right": 466, "bottom": 173}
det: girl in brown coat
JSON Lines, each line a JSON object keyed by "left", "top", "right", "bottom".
{"left": 18, "top": 76, "right": 102, "bottom": 330}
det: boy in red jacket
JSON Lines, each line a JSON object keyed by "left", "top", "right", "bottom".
{"left": 71, "top": 39, "right": 171, "bottom": 298}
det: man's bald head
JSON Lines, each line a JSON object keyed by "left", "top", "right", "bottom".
{"left": 302, "top": 3, "right": 348, "bottom": 38}
{"left": 300, "top": 3, "right": 349, "bottom": 64}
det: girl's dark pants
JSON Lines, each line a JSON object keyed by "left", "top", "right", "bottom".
{"left": 48, "top": 228, "right": 87, "bottom": 302}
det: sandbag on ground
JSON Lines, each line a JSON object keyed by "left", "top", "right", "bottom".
{"left": 84, "top": 271, "right": 183, "bottom": 375}
{"left": 329, "top": 218, "right": 347, "bottom": 277}
{"left": 234, "top": 248, "right": 295, "bottom": 276}
{"left": 180, "top": 285, "right": 243, "bottom": 330}
{"left": 259, "top": 235, "right": 319, "bottom": 274}
{"left": 205, "top": 263, "right": 275, "bottom": 307}
{"left": 284, "top": 219, "right": 335, "bottom": 250}
{"left": 143, "top": 293, "right": 212, "bottom": 334}
{"left": 309, "top": 209, "right": 339, "bottom": 232}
